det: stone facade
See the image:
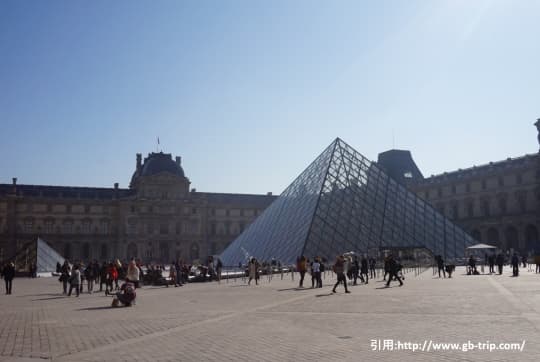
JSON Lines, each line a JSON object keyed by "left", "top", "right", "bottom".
{"left": 0, "top": 152, "right": 276, "bottom": 265}
{"left": 408, "top": 153, "right": 540, "bottom": 253}
{"left": 380, "top": 122, "right": 540, "bottom": 254}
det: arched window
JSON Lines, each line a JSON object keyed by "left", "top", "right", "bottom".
{"left": 100, "top": 243, "right": 108, "bottom": 260}
{"left": 82, "top": 243, "right": 90, "bottom": 260}
{"left": 64, "top": 243, "right": 72, "bottom": 260}
{"left": 159, "top": 242, "right": 169, "bottom": 262}
{"left": 505, "top": 226, "right": 519, "bottom": 251}
{"left": 190, "top": 243, "right": 199, "bottom": 261}
{"left": 481, "top": 199, "right": 490, "bottom": 217}
{"left": 127, "top": 243, "right": 138, "bottom": 260}
{"left": 487, "top": 228, "right": 500, "bottom": 247}
{"left": 525, "top": 225, "right": 539, "bottom": 253}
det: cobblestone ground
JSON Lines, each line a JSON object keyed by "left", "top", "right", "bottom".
{"left": 1, "top": 265, "right": 539, "bottom": 362}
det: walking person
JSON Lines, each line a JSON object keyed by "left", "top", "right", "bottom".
{"left": 2, "top": 261, "right": 15, "bottom": 295}
{"left": 360, "top": 256, "right": 369, "bottom": 284}
{"left": 332, "top": 255, "right": 351, "bottom": 294}
{"left": 369, "top": 257, "right": 376, "bottom": 279}
{"left": 436, "top": 255, "right": 446, "bottom": 278}
{"left": 385, "top": 255, "right": 403, "bottom": 288}
{"left": 68, "top": 265, "right": 81, "bottom": 297}
{"left": 511, "top": 253, "right": 520, "bottom": 277}
{"left": 60, "top": 260, "right": 71, "bottom": 294}
{"left": 496, "top": 253, "right": 504, "bottom": 275}
{"left": 248, "top": 258, "right": 259, "bottom": 285}
{"left": 297, "top": 256, "right": 307, "bottom": 288}
{"left": 216, "top": 258, "right": 223, "bottom": 283}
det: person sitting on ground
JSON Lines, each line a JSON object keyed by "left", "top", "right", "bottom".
{"left": 112, "top": 281, "right": 136, "bottom": 307}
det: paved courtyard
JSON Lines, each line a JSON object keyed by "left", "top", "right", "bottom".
{"left": 1, "top": 265, "right": 540, "bottom": 362}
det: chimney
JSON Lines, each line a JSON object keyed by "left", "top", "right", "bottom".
{"left": 136, "top": 153, "right": 142, "bottom": 171}
{"left": 267, "top": 192, "right": 272, "bottom": 196}
{"left": 176, "top": 156, "right": 182, "bottom": 166}
{"left": 12, "top": 177, "right": 17, "bottom": 194}
{"left": 191, "top": 188, "right": 196, "bottom": 193}
{"left": 114, "top": 183, "right": 119, "bottom": 199}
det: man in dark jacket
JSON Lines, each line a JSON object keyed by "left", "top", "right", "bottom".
{"left": 2, "top": 262, "right": 15, "bottom": 295}
{"left": 511, "top": 253, "right": 520, "bottom": 277}
{"left": 385, "top": 255, "right": 403, "bottom": 288}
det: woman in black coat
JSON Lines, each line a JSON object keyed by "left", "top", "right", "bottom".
{"left": 2, "top": 262, "right": 15, "bottom": 295}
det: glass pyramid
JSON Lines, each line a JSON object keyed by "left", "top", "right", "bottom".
{"left": 220, "top": 138, "right": 475, "bottom": 266}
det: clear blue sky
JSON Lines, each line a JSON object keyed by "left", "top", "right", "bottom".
{"left": 1, "top": 1, "right": 539, "bottom": 194}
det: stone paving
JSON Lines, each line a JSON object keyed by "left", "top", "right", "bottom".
{"left": 1, "top": 265, "right": 540, "bottom": 362}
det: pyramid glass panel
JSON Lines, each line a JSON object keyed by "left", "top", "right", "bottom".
{"left": 220, "top": 138, "right": 475, "bottom": 266}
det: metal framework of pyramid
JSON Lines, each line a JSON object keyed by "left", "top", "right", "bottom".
{"left": 220, "top": 138, "right": 475, "bottom": 266}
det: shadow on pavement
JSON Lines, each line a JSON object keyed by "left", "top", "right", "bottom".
{"left": 76, "top": 306, "right": 115, "bottom": 311}
{"left": 32, "top": 296, "right": 67, "bottom": 301}
{"left": 315, "top": 293, "right": 334, "bottom": 297}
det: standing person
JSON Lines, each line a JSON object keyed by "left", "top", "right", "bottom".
{"left": 332, "top": 255, "right": 351, "bottom": 294}
{"left": 360, "top": 256, "right": 369, "bottom": 284}
{"left": 126, "top": 260, "right": 140, "bottom": 288}
{"left": 216, "top": 258, "right": 223, "bottom": 283}
{"left": 369, "top": 257, "right": 376, "bottom": 279}
{"left": 511, "top": 253, "right": 520, "bottom": 277}
{"left": 60, "top": 260, "right": 71, "bottom": 295}
{"left": 99, "top": 262, "right": 108, "bottom": 292}
{"left": 68, "top": 265, "right": 81, "bottom": 297}
{"left": 351, "top": 256, "right": 360, "bottom": 285}
{"left": 174, "top": 261, "right": 183, "bottom": 287}
{"left": 436, "top": 255, "right": 446, "bottom": 278}
{"left": 2, "top": 262, "right": 15, "bottom": 295}
{"left": 297, "top": 256, "right": 307, "bottom": 288}
{"left": 248, "top": 258, "right": 259, "bottom": 285}
{"left": 488, "top": 254, "right": 495, "bottom": 274}
{"left": 385, "top": 255, "right": 403, "bottom": 288}
{"left": 521, "top": 255, "right": 528, "bottom": 268}
{"left": 311, "top": 257, "right": 322, "bottom": 288}
{"left": 84, "top": 263, "right": 95, "bottom": 294}
{"left": 496, "top": 253, "right": 504, "bottom": 275}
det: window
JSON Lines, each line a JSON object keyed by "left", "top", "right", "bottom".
{"left": 498, "top": 177, "right": 504, "bottom": 187}
{"left": 465, "top": 183, "right": 471, "bottom": 193}
{"left": 498, "top": 198, "right": 507, "bottom": 214}
{"left": 452, "top": 204, "right": 459, "bottom": 219}
{"left": 211, "top": 223, "right": 216, "bottom": 235}
{"left": 130, "top": 206, "right": 136, "bottom": 213}
{"left": 437, "top": 188, "right": 442, "bottom": 197}
{"left": 82, "top": 220, "right": 91, "bottom": 233}
{"left": 516, "top": 174, "right": 523, "bottom": 185}
{"left": 24, "top": 219, "right": 33, "bottom": 233}
{"left": 481, "top": 180, "right": 487, "bottom": 190}
{"left": 482, "top": 200, "right": 490, "bottom": 217}
{"left": 85, "top": 205, "right": 90, "bottom": 213}
{"left": 191, "top": 208, "right": 197, "bottom": 215}
{"left": 467, "top": 202, "right": 474, "bottom": 218}
{"left": 451, "top": 185, "right": 456, "bottom": 195}
{"left": 44, "top": 219, "right": 54, "bottom": 233}
{"left": 100, "top": 220, "right": 109, "bottom": 234}
{"left": 160, "top": 223, "right": 168, "bottom": 235}
{"left": 147, "top": 223, "right": 155, "bottom": 234}
{"left": 63, "top": 220, "right": 73, "bottom": 233}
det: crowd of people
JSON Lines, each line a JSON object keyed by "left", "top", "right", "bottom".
{"left": 3, "top": 249, "right": 540, "bottom": 298}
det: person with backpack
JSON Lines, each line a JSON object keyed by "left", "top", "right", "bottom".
{"left": 385, "top": 254, "right": 403, "bottom": 288}
{"left": 332, "top": 255, "right": 351, "bottom": 294}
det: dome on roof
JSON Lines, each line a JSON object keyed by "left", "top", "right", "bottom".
{"left": 140, "top": 152, "right": 185, "bottom": 177}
